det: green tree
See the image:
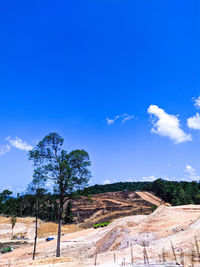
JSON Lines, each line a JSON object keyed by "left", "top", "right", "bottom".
{"left": 0, "top": 189, "right": 12, "bottom": 201}
{"left": 29, "top": 132, "right": 91, "bottom": 257}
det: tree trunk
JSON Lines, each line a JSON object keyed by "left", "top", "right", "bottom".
{"left": 33, "top": 199, "right": 38, "bottom": 260}
{"left": 56, "top": 205, "right": 62, "bottom": 257}
{"left": 56, "top": 191, "right": 64, "bottom": 258}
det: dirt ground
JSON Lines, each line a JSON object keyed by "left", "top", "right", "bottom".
{"left": 38, "top": 222, "right": 82, "bottom": 237}
{"left": 1, "top": 205, "right": 200, "bottom": 266}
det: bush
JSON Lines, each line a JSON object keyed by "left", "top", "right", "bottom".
{"left": 151, "top": 205, "right": 158, "bottom": 212}
{"left": 93, "top": 222, "right": 110, "bottom": 229}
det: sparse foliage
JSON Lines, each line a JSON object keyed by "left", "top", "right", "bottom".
{"left": 29, "top": 132, "right": 91, "bottom": 257}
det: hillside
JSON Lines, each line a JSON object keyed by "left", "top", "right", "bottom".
{"left": 68, "top": 191, "right": 170, "bottom": 227}
{"left": 1, "top": 204, "right": 200, "bottom": 266}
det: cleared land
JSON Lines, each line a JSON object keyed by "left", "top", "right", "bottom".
{"left": 2, "top": 192, "right": 200, "bottom": 266}
{"left": 70, "top": 190, "right": 170, "bottom": 227}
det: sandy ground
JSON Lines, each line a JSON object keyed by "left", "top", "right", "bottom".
{"left": 38, "top": 222, "right": 82, "bottom": 238}
{"left": 0, "top": 217, "right": 40, "bottom": 240}
{"left": 1, "top": 205, "right": 200, "bottom": 266}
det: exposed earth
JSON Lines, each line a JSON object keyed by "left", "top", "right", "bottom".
{"left": 1, "top": 192, "right": 200, "bottom": 266}
{"left": 70, "top": 190, "right": 170, "bottom": 227}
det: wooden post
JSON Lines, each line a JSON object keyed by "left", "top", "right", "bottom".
{"left": 143, "top": 242, "right": 147, "bottom": 265}
{"left": 143, "top": 247, "right": 146, "bottom": 264}
{"left": 195, "top": 236, "right": 200, "bottom": 263}
{"left": 162, "top": 247, "right": 166, "bottom": 262}
{"left": 158, "top": 254, "right": 162, "bottom": 262}
{"left": 170, "top": 240, "right": 177, "bottom": 262}
{"left": 143, "top": 242, "right": 149, "bottom": 264}
{"left": 191, "top": 248, "right": 194, "bottom": 267}
{"left": 145, "top": 244, "right": 149, "bottom": 264}
{"left": 94, "top": 253, "right": 97, "bottom": 266}
{"left": 131, "top": 244, "right": 134, "bottom": 264}
{"left": 114, "top": 252, "right": 116, "bottom": 263}
{"left": 180, "top": 251, "right": 184, "bottom": 267}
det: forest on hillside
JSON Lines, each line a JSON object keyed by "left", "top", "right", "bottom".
{"left": 80, "top": 178, "right": 200, "bottom": 206}
{"left": 1, "top": 178, "right": 200, "bottom": 223}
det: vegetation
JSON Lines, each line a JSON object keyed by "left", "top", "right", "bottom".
{"left": 93, "top": 222, "right": 110, "bottom": 228}
{"left": 0, "top": 134, "right": 199, "bottom": 261}
{"left": 79, "top": 179, "right": 200, "bottom": 205}
{"left": 151, "top": 205, "right": 158, "bottom": 212}
{"left": 28, "top": 132, "right": 91, "bottom": 257}
{"left": 0, "top": 246, "right": 12, "bottom": 254}
{"left": 1, "top": 179, "right": 200, "bottom": 222}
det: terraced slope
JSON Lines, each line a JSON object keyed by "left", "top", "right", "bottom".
{"left": 69, "top": 191, "right": 170, "bottom": 226}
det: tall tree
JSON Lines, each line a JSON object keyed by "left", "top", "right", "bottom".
{"left": 27, "top": 169, "right": 46, "bottom": 260}
{"left": 29, "top": 132, "right": 91, "bottom": 257}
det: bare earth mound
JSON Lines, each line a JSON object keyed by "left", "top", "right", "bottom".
{"left": 1, "top": 204, "right": 200, "bottom": 266}
{"left": 71, "top": 191, "right": 170, "bottom": 227}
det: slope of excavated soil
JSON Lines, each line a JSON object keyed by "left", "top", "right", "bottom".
{"left": 1, "top": 205, "right": 200, "bottom": 266}
{"left": 72, "top": 191, "right": 170, "bottom": 227}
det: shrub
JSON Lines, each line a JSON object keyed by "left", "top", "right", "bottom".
{"left": 93, "top": 222, "right": 110, "bottom": 229}
{"left": 151, "top": 205, "right": 158, "bottom": 212}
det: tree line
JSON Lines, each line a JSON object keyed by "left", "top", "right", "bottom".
{"left": 2, "top": 179, "right": 200, "bottom": 220}
{"left": 80, "top": 179, "right": 200, "bottom": 205}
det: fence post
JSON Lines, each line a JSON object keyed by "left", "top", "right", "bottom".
{"left": 94, "top": 253, "right": 97, "bottom": 266}
{"left": 131, "top": 244, "right": 134, "bottom": 265}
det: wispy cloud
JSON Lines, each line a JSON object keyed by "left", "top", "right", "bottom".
{"left": 102, "top": 179, "right": 112, "bottom": 185}
{"left": 6, "top": 137, "right": 33, "bottom": 151}
{"left": 106, "top": 118, "right": 117, "bottom": 125}
{"left": 122, "top": 114, "right": 135, "bottom": 123}
{"left": 140, "top": 175, "right": 157, "bottom": 182}
{"left": 106, "top": 114, "right": 134, "bottom": 125}
{"left": 184, "top": 164, "right": 200, "bottom": 181}
{"left": 187, "top": 113, "right": 200, "bottom": 130}
{"left": 0, "top": 145, "right": 11, "bottom": 156}
{"left": 102, "top": 178, "right": 119, "bottom": 184}
{"left": 147, "top": 105, "right": 192, "bottom": 144}
{"left": 193, "top": 96, "right": 200, "bottom": 109}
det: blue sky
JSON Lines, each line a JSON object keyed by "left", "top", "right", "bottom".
{"left": 0, "top": 1, "right": 200, "bottom": 194}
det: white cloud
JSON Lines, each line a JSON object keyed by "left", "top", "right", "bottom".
{"left": 193, "top": 96, "right": 200, "bottom": 109}
{"left": 140, "top": 176, "right": 157, "bottom": 182}
{"left": 106, "top": 118, "right": 115, "bottom": 125}
{"left": 6, "top": 137, "right": 33, "bottom": 151}
{"left": 147, "top": 105, "right": 192, "bottom": 144}
{"left": 187, "top": 113, "right": 200, "bottom": 130}
{"left": 102, "top": 179, "right": 112, "bottom": 185}
{"left": 0, "top": 145, "right": 11, "bottom": 156}
{"left": 185, "top": 164, "right": 196, "bottom": 176}
{"left": 16, "top": 187, "right": 26, "bottom": 193}
{"left": 106, "top": 114, "right": 134, "bottom": 125}
{"left": 122, "top": 114, "right": 135, "bottom": 123}
{"left": 184, "top": 164, "right": 200, "bottom": 181}
{"left": 102, "top": 178, "right": 119, "bottom": 184}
